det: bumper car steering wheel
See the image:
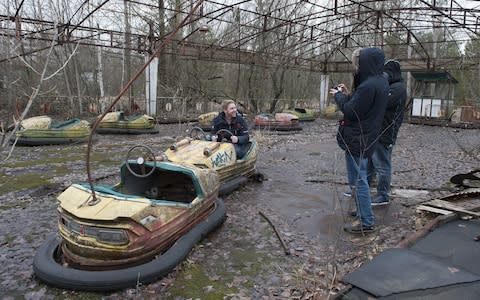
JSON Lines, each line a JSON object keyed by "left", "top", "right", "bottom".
{"left": 125, "top": 145, "right": 156, "bottom": 178}
{"left": 215, "top": 129, "right": 234, "bottom": 142}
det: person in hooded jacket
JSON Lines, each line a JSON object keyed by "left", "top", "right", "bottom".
{"left": 329, "top": 47, "right": 389, "bottom": 234}
{"left": 368, "top": 60, "right": 407, "bottom": 206}
{"left": 211, "top": 99, "right": 250, "bottom": 158}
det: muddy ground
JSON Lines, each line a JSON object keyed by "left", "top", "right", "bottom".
{"left": 1, "top": 118, "right": 479, "bottom": 299}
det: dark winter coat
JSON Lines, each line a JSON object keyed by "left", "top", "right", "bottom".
{"left": 212, "top": 112, "right": 250, "bottom": 144}
{"left": 379, "top": 60, "right": 407, "bottom": 146}
{"left": 334, "top": 47, "right": 389, "bottom": 157}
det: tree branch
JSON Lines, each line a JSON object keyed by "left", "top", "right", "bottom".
{"left": 1, "top": 23, "right": 60, "bottom": 151}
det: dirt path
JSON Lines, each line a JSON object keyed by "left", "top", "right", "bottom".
{"left": 0, "top": 119, "right": 478, "bottom": 299}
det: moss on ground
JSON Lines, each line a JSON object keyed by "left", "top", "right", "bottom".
{"left": 0, "top": 173, "right": 51, "bottom": 195}
{"left": 0, "top": 146, "right": 125, "bottom": 196}
{"left": 168, "top": 228, "right": 281, "bottom": 298}
{"left": 0, "top": 201, "right": 29, "bottom": 211}
{"left": 167, "top": 263, "right": 238, "bottom": 299}
{"left": 1, "top": 151, "right": 119, "bottom": 169}
{"left": 0, "top": 139, "right": 171, "bottom": 196}
{"left": 2, "top": 234, "right": 15, "bottom": 247}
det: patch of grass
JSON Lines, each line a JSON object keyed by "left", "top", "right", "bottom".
{"left": 0, "top": 148, "right": 124, "bottom": 196}
{"left": 227, "top": 247, "right": 263, "bottom": 289}
{"left": 1, "top": 151, "right": 119, "bottom": 169}
{"left": 168, "top": 228, "right": 282, "bottom": 298}
{"left": 0, "top": 173, "right": 51, "bottom": 195}
{"left": 35, "top": 286, "right": 103, "bottom": 300}
{"left": 167, "top": 263, "right": 238, "bottom": 299}
{"left": 0, "top": 201, "right": 29, "bottom": 210}
{"left": 2, "top": 234, "right": 15, "bottom": 247}
{"left": 25, "top": 234, "right": 36, "bottom": 244}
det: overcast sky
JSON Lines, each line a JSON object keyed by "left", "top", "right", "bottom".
{"left": 460, "top": 0, "right": 480, "bottom": 9}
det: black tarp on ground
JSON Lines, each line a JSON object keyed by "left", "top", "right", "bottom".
{"left": 341, "top": 219, "right": 480, "bottom": 299}
{"left": 343, "top": 281, "right": 480, "bottom": 300}
{"left": 410, "top": 219, "right": 480, "bottom": 275}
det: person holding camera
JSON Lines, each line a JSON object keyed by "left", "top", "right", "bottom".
{"left": 211, "top": 99, "right": 250, "bottom": 159}
{"left": 329, "top": 47, "right": 389, "bottom": 234}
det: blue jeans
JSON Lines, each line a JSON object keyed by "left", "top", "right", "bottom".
{"left": 345, "top": 152, "right": 374, "bottom": 226}
{"left": 368, "top": 143, "right": 393, "bottom": 201}
{"left": 234, "top": 143, "right": 248, "bottom": 159}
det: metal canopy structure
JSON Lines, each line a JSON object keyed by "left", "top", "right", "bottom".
{"left": 2, "top": 0, "right": 480, "bottom": 73}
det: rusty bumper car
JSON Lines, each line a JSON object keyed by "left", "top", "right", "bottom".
{"left": 253, "top": 112, "right": 302, "bottom": 131}
{"left": 11, "top": 115, "right": 91, "bottom": 146}
{"left": 164, "top": 127, "right": 263, "bottom": 195}
{"left": 195, "top": 111, "right": 218, "bottom": 131}
{"left": 283, "top": 107, "right": 318, "bottom": 122}
{"left": 95, "top": 111, "right": 159, "bottom": 134}
{"left": 33, "top": 145, "right": 226, "bottom": 291}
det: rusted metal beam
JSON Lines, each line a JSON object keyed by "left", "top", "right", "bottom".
{"left": 3, "top": 1, "right": 480, "bottom": 72}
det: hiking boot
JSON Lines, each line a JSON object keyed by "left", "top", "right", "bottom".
{"left": 343, "top": 223, "right": 376, "bottom": 234}
{"left": 371, "top": 196, "right": 390, "bottom": 206}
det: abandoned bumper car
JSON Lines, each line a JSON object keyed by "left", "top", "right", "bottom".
{"left": 283, "top": 107, "right": 318, "bottom": 122}
{"left": 95, "top": 111, "right": 159, "bottom": 134}
{"left": 165, "top": 127, "right": 263, "bottom": 195}
{"left": 33, "top": 145, "right": 226, "bottom": 291}
{"left": 195, "top": 111, "right": 218, "bottom": 131}
{"left": 11, "top": 115, "right": 91, "bottom": 146}
{"left": 33, "top": 129, "right": 262, "bottom": 291}
{"left": 253, "top": 112, "right": 302, "bottom": 131}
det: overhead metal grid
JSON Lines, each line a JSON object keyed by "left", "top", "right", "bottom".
{"left": 2, "top": 0, "right": 480, "bottom": 72}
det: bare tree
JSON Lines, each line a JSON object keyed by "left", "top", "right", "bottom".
{"left": 1, "top": 25, "right": 78, "bottom": 158}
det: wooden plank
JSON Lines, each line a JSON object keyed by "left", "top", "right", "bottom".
{"left": 396, "top": 214, "right": 458, "bottom": 248}
{"left": 416, "top": 205, "right": 454, "bottom": 215}
{"left": 425, "top": 199, "right": 480, "bottom": 217}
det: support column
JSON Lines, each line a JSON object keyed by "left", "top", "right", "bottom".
{"left": 319, "top": 74, "right": 330, "bottom": 110}
{"left": 145, "top": 55, "right": 158, "bottom": 116}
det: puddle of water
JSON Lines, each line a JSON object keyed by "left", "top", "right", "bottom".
{"left": 245, "top": 142, "right": 353, "bottom": 241}
{"left": 243, "top": 177, "right": 345, "bottom": 241}
{"left": 246, "top": 166, "right": 407, "bottom": 242}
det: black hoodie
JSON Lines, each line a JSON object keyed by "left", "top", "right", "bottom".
{"left": 334, "top": 47, "right": 389, "bottom": 157}
{"left": 379, "top": 60, "right": 407, "bottom": 146}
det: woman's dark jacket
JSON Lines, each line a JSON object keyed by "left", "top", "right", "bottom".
{"left": 334, "top": 47, "right": 389, "bottom": 158}
{"left": 212, "top": 112, "right": 250, "bottom": 144}
{"left": 379, "top": 60, "right": 407, "bottom": 146}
